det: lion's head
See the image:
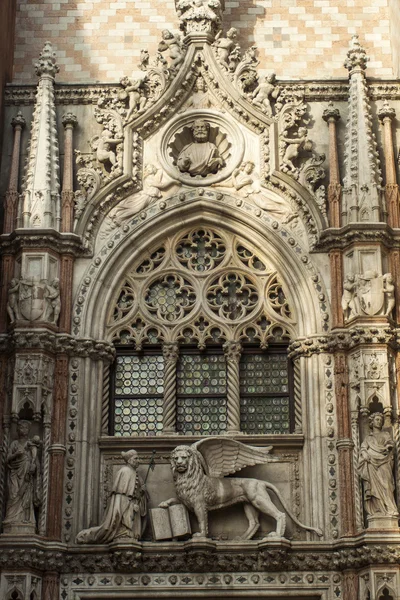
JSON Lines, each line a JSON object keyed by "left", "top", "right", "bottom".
{"left": 170, "top": 446, "right": 206, "bottom": 500}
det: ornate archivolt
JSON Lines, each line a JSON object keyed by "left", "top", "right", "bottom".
{"left": 71, "top": 20, "right": 329, "bottom": 249}
{"left": 106, "top": 226, "right": 296, "bottom": 348}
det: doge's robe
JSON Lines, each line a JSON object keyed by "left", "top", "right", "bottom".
{"left": 76, "top": 465, "right": 147, "bottom": 544}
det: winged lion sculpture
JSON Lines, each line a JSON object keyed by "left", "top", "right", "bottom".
{"left": 160, "top": 437, "right": 323, "bottom": 540}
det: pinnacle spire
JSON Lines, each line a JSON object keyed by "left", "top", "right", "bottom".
{"left": 20, "top": 42, "right": 61, "bottom": 229}
{"left": 342, "top": 36, "right": 383, "bottom": 223}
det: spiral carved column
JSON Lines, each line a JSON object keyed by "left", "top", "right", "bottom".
{"left": 162, "top": 342, "right": 179, "bottom": 433}
{"left": 224, "top": 341, "right": 242, "bottom": 433}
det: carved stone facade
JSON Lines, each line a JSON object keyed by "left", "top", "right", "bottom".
{"left": 0, "top": 3, "right": 400, "bottom": 600}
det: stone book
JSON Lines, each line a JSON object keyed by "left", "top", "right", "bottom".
{"left": 150, "top": 504, "right": 191, "bottom": 541}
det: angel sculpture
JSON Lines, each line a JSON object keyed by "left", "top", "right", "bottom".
{"left": 160, "top": 437, "right": 323, "bottom": 540}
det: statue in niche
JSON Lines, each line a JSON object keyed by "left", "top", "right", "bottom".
{"left": 383, "top": 273, "right": 395, "bottom": 317}
{"left": 230, "top": 161, "right": 293, "bottom": 220}
{"left": 120, "top": 75, "right": 148, "bottom": 121}
{"left": 158, "top": 30, "right": 184, "bottom": 71}
{"left": 358, "top": 412, "right": 398, "bottom": 519}
{"left": 160, "top": 437, "right": 323, "bottom": 539}
{"left": 4, "top": 421, "right": 42, "bottom": 531}
{"left": 177, "top": 120, "right": 225, "bottom": 177}
{"left": 251, "top": 73, "right": 280, "bottom": 117}
{"left": 44, "top": 278, "right": 61, "bottom": 325}
{"left": 213, "top": 27, "right": 240, "bottom": 70}
{"left": 76, "top": 449, "right": 148, "bottom": 543}
{"left": 7, "top": 278, "right": 21, "bottom": 322}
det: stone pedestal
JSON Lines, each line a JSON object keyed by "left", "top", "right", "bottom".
{"left": 367, "top": 515, "right": 399, "bottom": 529}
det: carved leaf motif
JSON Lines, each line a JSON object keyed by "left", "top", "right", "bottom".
{"left": 192, "top": 436, "right": 273, "bottom": 478}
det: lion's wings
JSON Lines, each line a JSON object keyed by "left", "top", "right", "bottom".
{"left": 191, "top": 437, "right": 273, "bottom": 478}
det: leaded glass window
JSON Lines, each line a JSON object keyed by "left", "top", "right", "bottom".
{"left": 239, "top": 348, "right": 292, "bottom": 434}
{"left": 112, "top": 353, "right": 164, "bottom": 436}
{"left": 176, "top": 350, "right": 228, "bottom": 435}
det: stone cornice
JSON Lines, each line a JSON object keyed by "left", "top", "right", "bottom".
{"left": 5, "top": 79, "right": 400, "bottom": 107}
{"left": 0, "top": 330, "right": 115, "bottom": 361}
{"left": 288, "top": 326, "right": 397, "bottom": 358}
{"left": 0, "top": 537, "right": 399, "bottom": 574}
{"left": 0, "top": 229, "right": 90, "bottom": 257}
{"left": 315, "top": 223, "right": 400, "bottom": 252}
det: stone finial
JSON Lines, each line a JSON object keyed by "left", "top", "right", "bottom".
{"left": 11, "top": 110, "right": 26, "bottom": 130}
{"left": 62, "top": 112, "right": 78, "bottom": 129}
{"left": 175, "top": 0, "right": 224, "bottom": 37}
{"left": 35, "top": 41, "right": 60, "bottom": 78}
{"left": 344, "top": 35, "right": 368, "bottom": 73}
{"left": 378, "top": 100, "right": 396, "bottom": 123}
{"left": 322, "top": 101, "right": 341, "bottom": 124}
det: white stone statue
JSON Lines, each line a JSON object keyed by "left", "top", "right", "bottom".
{"left": 44, "top": 278, "right": 61, "bottom": 325}
{"left": 160, "top": 437, "right": 323, "bottom": 539}
{"left": 281, "top": 127, "right": 309, "bottom": 174}
{"left": 120, "top": 75, "right": 147, "bottom": 121}
{"left": 251, "top": 73, "right": 280, "bottom": 117}
{"left": 341, "top": 274, "right": 360, "bottom": 320}
{"left": 342, "top": 271, "right": 396, "bottom": 320}
{"left": 7, "top": 278, "right": 21, "bottom": 322}
{"left": 213, "top": 27, "right": 240, "bottom": 70}
{"left": 358, "top": 413, "right": 398, "bottom": 520}
{"left": 177, "top": 120, "right": 225, "bottom": 177}
{"left": 76, "top": 449, "right": 147, "bottom": 544}
{"left": 231, "top": 161, "right": 292, "bottom": 219}
{"left": 158, "top": 30, "right": 184, "bottom": 71}
{"left": 4, "top": 421, "right": 42, "bottom": 533}
{"left": 94, "top": 128, "right": 123, "bottom": 171}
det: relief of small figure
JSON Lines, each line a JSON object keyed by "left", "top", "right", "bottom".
{"left": 383, "top": 273, "right": 395, "bottom": 317}
{"left": 281, "top": 127, "right": 309, "bottom": 174}
{"left": 44, "top": 278, "right": 61, "bottom": 325}
{"left": 251, "top": 73, "right": 280, "bottom": 117}
{"left": 177, "top": 119, "right": 224, "bottom": 177}
{"left": 120, "top": 76, "right": 148, "bottom": 121}
{"left": 95, "top": 129, "right": 123, "bottom": 171}
{"left": 76, "top": 449, "right": 147, "bottom": 544}
{"left": 358, "top": 412, "right": 398, "bottom": 519}
{"left": 213, "top": 27, "right": 240, "bottom": 71}
{"left": 158, "top": 30, "right": 184, "bottom": 71}
{"left": 341, "top": 274, "right": 360, "bottom": 320}
{"left": 7, "top": 278, "right": 21, "bottom": 322}
{"left": 4, "top": 421, "right": 42, "bottom": 531}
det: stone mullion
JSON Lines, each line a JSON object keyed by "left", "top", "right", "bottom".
{"left": 101, "top": 363, "right": 111, "bottom": 435}
{"left": 323, "top": 102, "right": 341, "bottom": 228}
{"left": 0, "top": 354, "right": 10, "bottom": 520}
{"left": 61, "top": 112, "right": 77, "bottom": 233}
{"left": 329, "top": 250, "right": 344, "bottom": 329}
{"left": 334, "top": 353, "right": 356, "bottom": 536}
{"left": 162, "top": 342, "right": 179, "bottom": 433}
{"left": 292, "top": 358, "right": 302, "bottom": 433}
{"left": 223, "top": 341, "right": 242, "bottom": 434}
{"left": 38, "top": 411, "right": 52, "bottom": 535}
{"left": 46, "top": 354, "right": 69, "bottom": 540}
{"left": 378, "top": 101, "right": 399, "bottom": 228}
{"left": 4, "top": 111, "right": 26, "bottom": 234}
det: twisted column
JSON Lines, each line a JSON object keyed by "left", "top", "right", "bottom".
{"left": 224, "top": 341, "right": 242, "bottom": 433}
{"left": 162, "top": 342, "right": 179, "bottom": 433}
{"left": 330, "top": 250, "right": 344, "bottom": 328}
{"left": 322, "top": 102, "right": 341, "bottom": 228}
{"left": 61, "top": 112, "right": 77, "bottom": 232}
{"left": 101, "top": 364, "right": 111, "bottom": 435}
{"left": 378, "top": 100, "right": 399, "bottom": 228}
{"left": 39, "top": 411, "right": 52, "bottom": 535}
{"left": 293, "top": 359, "right": 302, "bottom": 433}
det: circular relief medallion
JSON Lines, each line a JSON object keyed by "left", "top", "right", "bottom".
{"left": 160, "top": 110, "right": 245, "bottom": 186}
{"left": 144, "top": 273, "right": 196, "bottom": 323}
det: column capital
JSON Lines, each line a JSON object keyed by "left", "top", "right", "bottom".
{"left": 322, "top": 101, "right": 341, "bottom": 124}
{"left": 378, "top": 99, "right": 396, "bottom": 123}
{"left": 11, "top": 110, "right": 26, "bottom": 130}
{"left": 62, "top": 112, "right": 78, "bottom": 129}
